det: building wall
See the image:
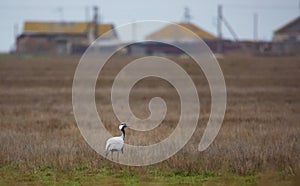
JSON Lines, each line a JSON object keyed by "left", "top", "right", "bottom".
{"left": 273, "top": 33, "right": 300, "bottom": 42}
{"left": 16, "top": 34, "right": 89, "bottom": 54}
{"left": 17, "top": 35, "right": 55, "bottom": 54}
{"left": 273, "top": 34, "right": 289, "bottom": 42}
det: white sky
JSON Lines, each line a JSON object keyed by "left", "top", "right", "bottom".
{"left": 0, "top": 0, "right": 299, "bottom": 52}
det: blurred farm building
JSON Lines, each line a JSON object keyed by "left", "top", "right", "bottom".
{"left": 146, "top": 22, "right": 216, "bottom": 41}
{"left": 16, "top": 21, "right": 118, "bottom": 54}
{"left": 273, "top": 16, "right": 300, "bottom": 54}
{"left": 128, "top": 22, "right": 221, "bottom": 55}
{"left": 127, "top": 22, "right": 255, "bottom": 55}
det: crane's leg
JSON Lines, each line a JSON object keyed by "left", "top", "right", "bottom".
{"left": 117, "top": 152, "right": 119, "bottom": 162}
{"left": 111, "top": 151, "right": 113, "bottom": 161}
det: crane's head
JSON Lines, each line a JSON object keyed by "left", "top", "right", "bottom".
{"left": 119, "top": 122, "right": 127, "bottom": 130}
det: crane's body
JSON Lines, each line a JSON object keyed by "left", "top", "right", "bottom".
{"left": 105, "top": 123, "right": 127, "bottom": 161}
{"left": 105, "top": 136, "right": 124, "bottom": 153}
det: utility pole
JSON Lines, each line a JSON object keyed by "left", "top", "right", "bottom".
{"left": 217, "top": 5, "right": 223, "bottom": 53}
{"left": 299, "top": 0, "right": 300, "bottom": 15}
{"left": 217, "top": 5, "right": 222, "bottom": 39}
{"left": 93, "top": 6, "right": 99, "bottom": 40}
{"left": 253, "top": 13, "right": 258, "bottom": 41}
{"left": 184, "top": 7, "right": 191, "bottom": 23}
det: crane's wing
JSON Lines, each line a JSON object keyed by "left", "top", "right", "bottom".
{"left": 105, "top": 137, "right": 124, "bottom": 151}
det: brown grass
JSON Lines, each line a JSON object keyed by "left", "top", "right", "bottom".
{"left": 0, "top": 54, "right": 299, "bottom": 177}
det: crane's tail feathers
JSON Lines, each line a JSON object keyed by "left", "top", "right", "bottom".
{"left": 105, "top": 144, "right": 111, "bottom": 157}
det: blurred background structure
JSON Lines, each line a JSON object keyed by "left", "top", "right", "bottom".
{"left": 1, "top": 0, "right": 299, "bottom": 55}
{"left": 16, "top": 6, "right": 119, "bottom": 55}
{"left": 273, "top": 17, "right": 300, "bottom": 54}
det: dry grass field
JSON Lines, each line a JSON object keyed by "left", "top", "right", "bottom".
{"left": 0, "top": 53, "right": 299, "bottom": 185}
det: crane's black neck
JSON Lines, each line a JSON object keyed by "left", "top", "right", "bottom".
{"left": 121, "top": 128, "right": 125, "bottom": 140}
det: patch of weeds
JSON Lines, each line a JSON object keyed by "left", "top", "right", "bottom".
{"left": 202, "top": 170, "right": 216, "bottom": 179}
{"left": 76, "top": 164, "right": 89, "bottom": 171}
{"left": 114, "top": 169, "right": 140, "bottom": 183}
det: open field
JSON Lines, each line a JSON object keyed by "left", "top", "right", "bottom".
{"left": 0, "top": 54, "right": 299, "bottom": 185}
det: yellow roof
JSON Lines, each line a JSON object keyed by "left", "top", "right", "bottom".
{"left": 24, "top": 21, "right": 113, "bottom": 36}
{"left": 146, "top": 22, "right": 216, "bottom": 40}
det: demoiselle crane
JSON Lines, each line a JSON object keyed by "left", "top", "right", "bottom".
{"left": 105, "top": 122, "right": 127, "bottom": 161}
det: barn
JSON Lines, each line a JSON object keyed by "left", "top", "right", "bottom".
{"left": 146, "top": 22, "right": 216, "bottom": 42}
{"left": 274, "top": 16, "right": 300, "bottom": 42}
{"left": 16, "top": 21, "right": 118, "bottom": 55}
{"left": 126, "top": 22, "right": 217, "bottom": 55}
{"left": 273, "top": 16, "right": 300, "bottom": 54}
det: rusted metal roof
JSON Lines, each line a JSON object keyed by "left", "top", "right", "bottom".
{"left": 146, "top": 22, "right": 216, "bottom": 40}
{"left": 24, "top": 21, "right": 114, "bottom": 36}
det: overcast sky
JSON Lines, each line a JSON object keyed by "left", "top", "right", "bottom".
{"left": 0, "top": 0, "right": 299, "bottom": 52}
